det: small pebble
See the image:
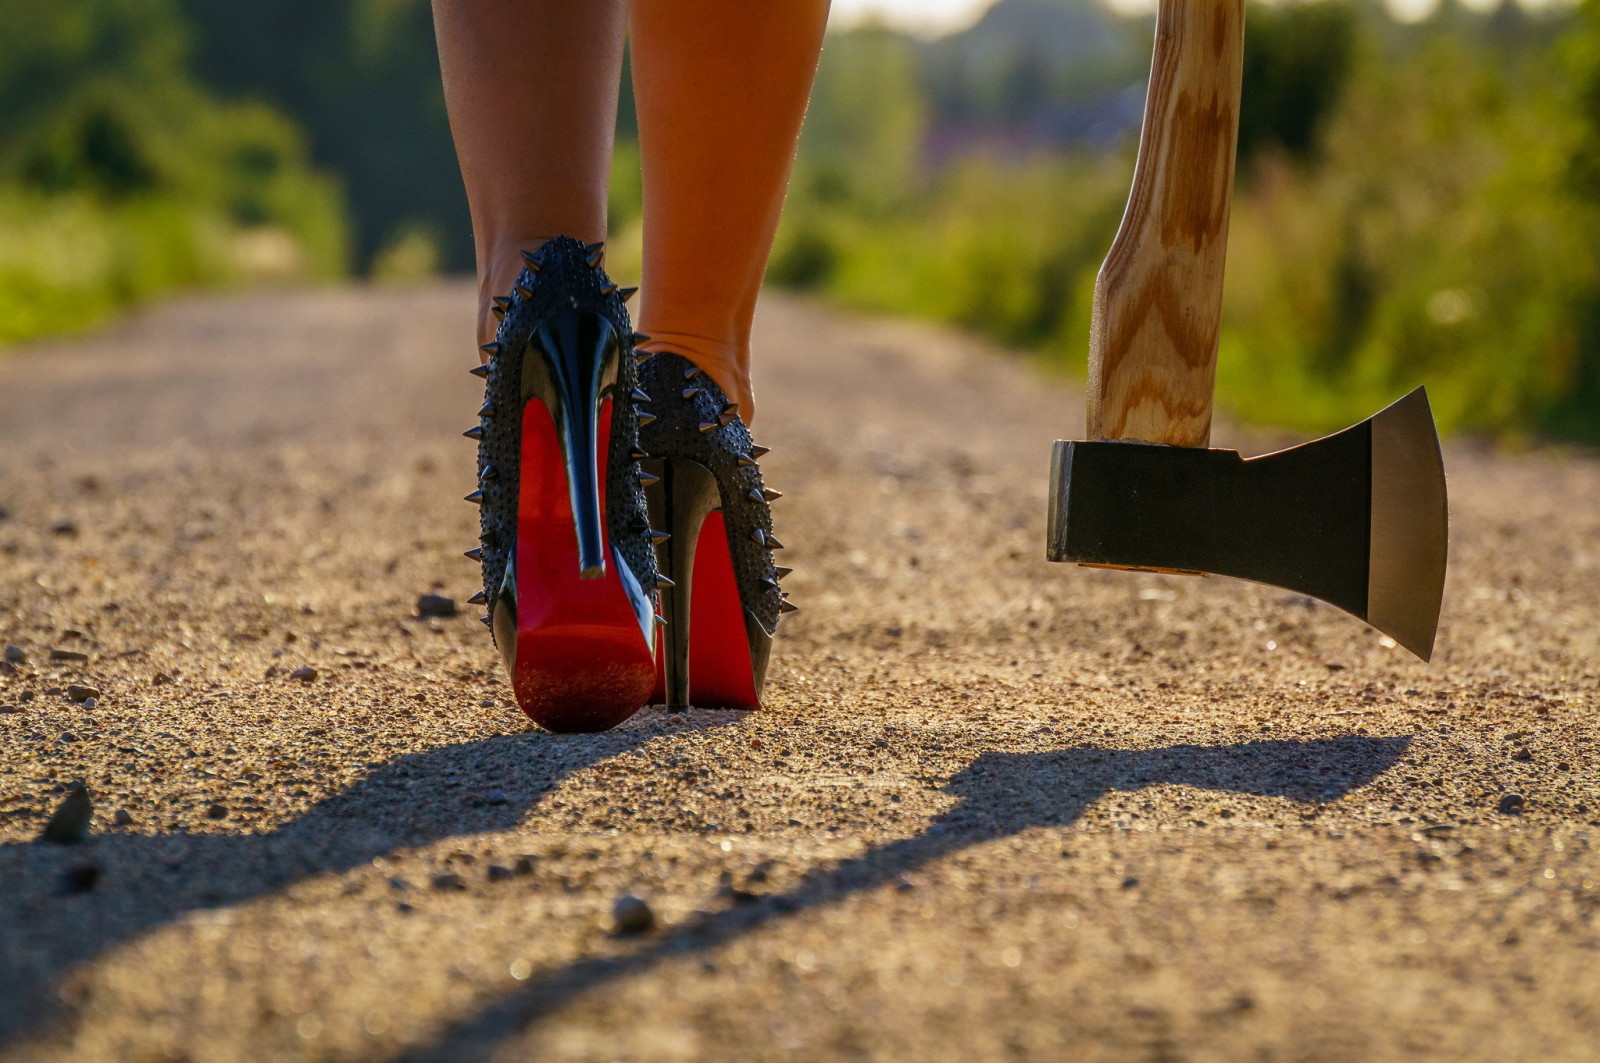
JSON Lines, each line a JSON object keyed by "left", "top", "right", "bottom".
{"left": 486, "top": 789, "right": 509, "bottom": 806}
{"left": 612, "top": 894, "right": 655, "bottom": 935}
{"left": 49, "top": 520, "right": 78, "bottom": 536}
{"left": 65, "top": 685, "right": 100, "bottom": 704}
{"left": 113, "top": 808, "right": 134, "bottom": 827}
{"left": 1497, "top": 794, "right": 1527, "bottom": 815}
{"left": 3, "top": 643, "right": 25, "bottom": 664}
{"left": 40, "top": 784, "right": 93, "bottom": 844}
{"left": 80, "top": 698, "right": 97, "bottom": 709}
{"left": 0, "top": 705, "right": 19, "bottom": 714}
{"left": 50, "top": 649, "right": 88, "bottom": 663}
{"left": 206, "top": 803, "right": 228, "bottom": 819}
{"left": 1512, "top": 748, "right": 1533, "bottom": 762}
{"left": 289, "top": 667, "right": 317, "bottom": 682}
{"left": 432, "top": 872, "right": 467, "bottom": 891}
{"left": 1122, "top": 876, "right": 1140, "bottom": 889}
{"left": 416, "top": 594, "right": 458, "bottom": 619}
{"left": 486, "top": 865, "right": 514, "bottom": 883}
{"left": 513, "top": 856, "right": 536, "bottom": 876}
{"left": 58, "top": 732, "right": 78, "bottom": 743}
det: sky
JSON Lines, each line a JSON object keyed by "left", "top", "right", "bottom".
{"left": 828, "top": 0, "right": 1572, "bottom": 37}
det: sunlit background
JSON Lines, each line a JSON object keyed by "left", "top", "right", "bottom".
{"left": 829, "top": 0, "right": 1575, "bottom": 33}
{"left": 2, "top": 0, "right": 1598, "bottom": 440}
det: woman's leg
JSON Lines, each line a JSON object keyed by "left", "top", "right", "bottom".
{"left": 431, "top": 0, "right": 630, "bottom": 346}
{"left": 630, "top": 0, "right": 831, "bottom": 425}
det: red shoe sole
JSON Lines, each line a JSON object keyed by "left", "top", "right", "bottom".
{"left": 651, "top": 511, "right": 760, "bottom": 710}
{"left": 512, "top": 399, "right": 655, "bottom": 732}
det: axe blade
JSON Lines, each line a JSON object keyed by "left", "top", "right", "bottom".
{"left": 1047, "top": 388, "right": 1448, "bottom": 660}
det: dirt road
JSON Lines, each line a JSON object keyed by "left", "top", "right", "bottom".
{"left": 0, "top": 282, "right": 1597, "bottom": 1062}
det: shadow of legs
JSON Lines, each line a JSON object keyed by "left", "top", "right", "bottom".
{"left": 396, "top": 734, "right": 1410, "bottom": 1062}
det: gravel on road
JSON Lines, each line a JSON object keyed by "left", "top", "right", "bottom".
{"left": 0, "top": 282, "right": 1597, "bottom": 1062}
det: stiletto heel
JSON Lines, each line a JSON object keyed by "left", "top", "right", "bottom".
{"left": 637, "top": 352, "right": 793, "bottom": 710}
{"left": 466, "top": 237, "right": 660, "bottom": 732}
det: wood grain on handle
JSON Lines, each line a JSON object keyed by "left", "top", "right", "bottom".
{"left": 1087, "top": 0, "right": 1244, "bottom": 447}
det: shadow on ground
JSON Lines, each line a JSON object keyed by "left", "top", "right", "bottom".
{"left": 392, "top": 734, "right": 1411, "bottom": 1062}
{"left": 0, "top": 722, "right": 689, "bottom": 1048}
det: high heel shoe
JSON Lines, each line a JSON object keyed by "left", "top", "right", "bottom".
{"left": 635, "top": 351, "right": 797, "bottom": 710}
{"left": 464, "top": 236, "right": 662, "bottom": 732}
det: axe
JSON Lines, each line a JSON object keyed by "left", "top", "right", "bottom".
{"left": 1045, "top": 0, "right": 1448, "bottom": 660}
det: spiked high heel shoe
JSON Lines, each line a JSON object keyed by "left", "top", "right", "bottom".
{"left": 636, "top": 351, "right": 796, "bottom": 710}
{"left": 464, "top": 236, "right": 662, "bottom": 732}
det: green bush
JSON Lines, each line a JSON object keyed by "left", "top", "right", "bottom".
{"left": 773, "top": 6, "right": 1600, "bottom": 442}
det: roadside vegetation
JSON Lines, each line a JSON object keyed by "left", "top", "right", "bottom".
{"left": 5, "top": 0, "right": 1600, "bottom": 442}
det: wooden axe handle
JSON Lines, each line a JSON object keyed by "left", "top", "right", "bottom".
{"left": 1087, "top": 0, "right": 1245, "bottom": 448}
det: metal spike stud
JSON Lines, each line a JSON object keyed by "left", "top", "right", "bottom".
{"left": 480, "top": 342, "right": 502, "bottom": 357}
{"left": 630, "top": 447, "right": 649, "bottom": 461}
{"left": 464, "top": 489, "right": 484, "bottom": 505}
{"left": 650, "top": 529, "right": 671, "bottom": 545}
{"left": 655, "top": 613, "right": 668, "bottom": 626}
{"left": 779, "top": 599, "right": 799, "bottom": 614}
{"left": 699, "top": 422, "right": 719, "bottom": 434}
{"left": 759, "top": 577, "right": 780, "bottom": 591}
{"left": 467, "top": 591, "right": 486, "bottom": 605}
{"left": 632, "top": 387, "right": 650, "bottom": 404}
{"left": 774, "top": 566, "right": 793, "bottom": 578}
{"left": 761, "top": 488, "right": 783, "bottom": 501}
{"left": 585, "top": 240, "right": 605, "bottom": 258}
{"left": 767, "top": 535, "right": 786, "bottom": 549}
{"left": 515, "top": 285, "right": 534, "bottom": 300}
{"left": 736, "top": 454, "right": 758, "bottom": 468}
{"left": 747, "top": 488, "right": 766, "bottom": 504}
{"left": 478, "top": 401, "right": 495, "bottom": 418}
{"left": 639, "top": 471, "right": 660, "bottom": 488}
{"left": 718, "top": 412, "right": 737, "bottom": 428}
{"left": 682, "top": 387, "right": 703, "bottom": 400}
{"left": 481, "top": 465, "right": 499, "bottom": 482}
{"left": 634, "top": 350, "right": 652, "bottom": 365}
{"left": 599, "top": 284, "right": 618, "bottom": 297}
{"left": 618, "top": 286, "right": 639, "bottom": 303}
{"left": 521, "top": 249, "right": 540, "bottom": 267}
{"left": 464, "top": 547, "right": 484, "bottom": 561}
{"left": 749, "top": 445, "right": 771, "bottom": 459}
{"left": 493, "top": 295, "right": 512, "bottom": 309}
{"left": 683, "top": 365, "right": 703, "bottom": 380}
{"left": 480, "top": 615, "right": 493, "bottom": 627}
{"left": 631, "top": 332, "right": 652, "bottom": 346}
{"left": 463, "top": 425, "right": 484, "bottom": 441}
{"left": 750, "top": 528, "right": 767, "bottom": 546}
{"left": 491, "top": 304, "right": 506, "bottom": 320}
{"left": 657, "top": 576, "right": 675, "bottom": 589}
{"left": 638, "top": 412, "right": 658, "bottom": 427}
{"left": 469, "top": 363, "right": 489, "bottom": 379}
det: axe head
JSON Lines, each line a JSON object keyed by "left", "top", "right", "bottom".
{"left": 1047, "top": 388, "right": 1448, "bottom": 660}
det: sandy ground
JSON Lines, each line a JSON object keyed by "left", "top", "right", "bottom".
{"left": 0, "top": 281, "right": 1597, "bottom": 1062}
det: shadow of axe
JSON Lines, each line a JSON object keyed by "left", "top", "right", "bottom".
{"left": 1045, "top": 0, "right": 1448, "bottom": 660}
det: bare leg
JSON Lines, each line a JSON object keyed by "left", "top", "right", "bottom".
{"left": 630, "top": 0, "right": 831, "bottom": 425}
{"left": 431, "top": 0, "right": 629, "bottom": 347}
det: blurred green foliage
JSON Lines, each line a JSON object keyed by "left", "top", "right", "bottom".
{"left": 6, "top": 0, "right": 1600, "bottom": 444}
{"left": 0, "top": 0, "right": 347, "bottom": 344}
{"left": 175, "top": 0, "right": 468, "bottom": 270}
{"left": 772, "top": 0, "right": 1600, "bottom": 442}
